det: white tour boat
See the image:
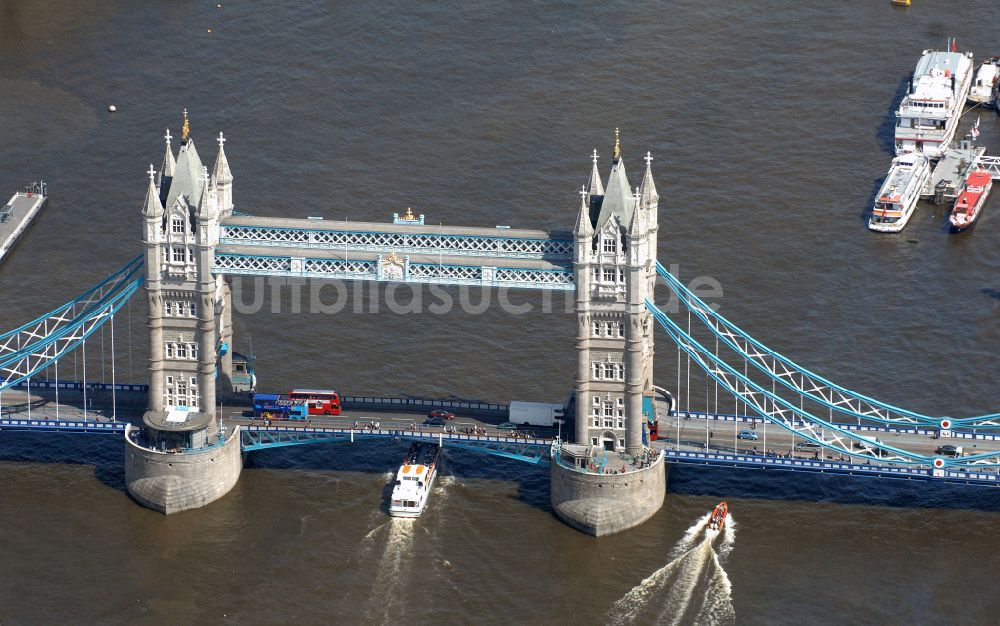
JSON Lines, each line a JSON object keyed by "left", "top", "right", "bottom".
{"left": 969, "top": 57, "right": 1000, "bottom": 106}
{"left": 388, "top": 442, "right": 441, "bottom": 518}
{"left": 895, "top": 44, "right": 974, "bottom": 159}
{"left": 869, "top": 152, "right": 931, "bottom": 232}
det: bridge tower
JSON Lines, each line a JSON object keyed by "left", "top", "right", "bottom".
{"left": 572, "top": 132, "right": 658, "bottom": 454}
{"left": 552, "top": 131, "right": 665, "bottom": 536}
{"left": 126, "top": 113, "right": 242, "bottom": 515}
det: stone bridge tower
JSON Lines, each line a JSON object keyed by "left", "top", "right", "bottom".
{"left": 551, "top": 131, "right": 665, "bottom": 537}
{"left": 126, "top": 112, "right": 241, "bottom": 514}
{"left": 573, "top": 131, "right": 658, "bottom": 456}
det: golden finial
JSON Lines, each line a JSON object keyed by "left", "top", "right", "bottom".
{"left": 181, "top": 108, "right": 190, "bottom": 141}
{"left": 613, "top": 127, "right": 621, "bottom": 160}
{"left": 404, "top": 207, "right": 415, "bottom": 220}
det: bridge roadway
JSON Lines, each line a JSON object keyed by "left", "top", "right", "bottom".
{"left": 651, "top": 412, "right": 1000, "bottom": 461}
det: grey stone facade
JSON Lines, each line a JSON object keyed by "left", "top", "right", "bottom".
{"left": 573, "top": 144, "right": 658, "bottom": 455}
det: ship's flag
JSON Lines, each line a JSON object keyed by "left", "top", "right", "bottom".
{"left": 971, "top": 116, "right": 981, "bottom": 141}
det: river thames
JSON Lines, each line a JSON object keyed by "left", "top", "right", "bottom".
{"left": 2, "top": 1, "right": 1000, "bottom": 623}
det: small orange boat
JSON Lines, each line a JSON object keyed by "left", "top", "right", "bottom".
{"left": 708, "top": 501, "right": 728, "bottom": 531}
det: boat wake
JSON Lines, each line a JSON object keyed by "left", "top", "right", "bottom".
{"left": 365, "top": 517, "right": 415, "bottom": 624}
{"left": 607, "top": 513, "right": 736, "bottom": 626}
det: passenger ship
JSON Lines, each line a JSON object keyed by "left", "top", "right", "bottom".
{"left": 869, "top": 152, "right": 931, "bottom": 232}
{"left": 895, "top": 45, "right": 975, "bottom": 159}
{"left": 388, "top": 442, "right": 441, "bottom": 518}
{"left": 949, "top": 170, "right": 993, "bottom": 231}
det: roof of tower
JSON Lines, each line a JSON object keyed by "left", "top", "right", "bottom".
{"left": 164, "top": 136, "right": 206, "bottom": 212}
{"left": 594, "top": 155, "right": 633, "bottom": 231}
{"left": 212, "top": 132, "right": 232, "bottom": 183}
{"left": 142, "top": 164, "right": 164, "bottom": 218}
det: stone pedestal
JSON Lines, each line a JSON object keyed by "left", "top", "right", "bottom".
{"left": 124, "top": 424, "right": 243, "bottom": 514}
{"left": 550, "top": 448, "right": 666, "bottom": 536}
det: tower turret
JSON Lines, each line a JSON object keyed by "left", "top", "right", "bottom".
{"left": 212, "top": 132, "right": 233, "bottom": 215}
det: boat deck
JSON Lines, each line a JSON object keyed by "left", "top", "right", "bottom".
{"left": 924, "top": 145, "right": 986, "bottom": 204}
{"left": 0, "top": 190, "right": 48, "bottom": 264}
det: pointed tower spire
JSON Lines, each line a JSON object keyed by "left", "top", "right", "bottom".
{"left": 198, "top": 165, "right": 218, "bottom": 221}
{"left": 575, "top": 185, "right": 594, "bottom": 237}
{"left": 588, "top": 149, "right": 605, "bottom": 197}
{"left": 212, "top": 132, "right": 232, "bottom": 183}
{"left": 639, "top": 151, "right": 658, "bottom": 208}
{"left": 594, "top": 129, "right": 632, "bottom": 230}
{"left": 159, "top": 128, "right": 176, "bottom": 187}
{"left": 142, "top": 164, "right": 164, "bottom": 217}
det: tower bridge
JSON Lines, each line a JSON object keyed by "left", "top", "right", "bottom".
{"left": 4, "top": 114, "right": 1000, "bottom": 537}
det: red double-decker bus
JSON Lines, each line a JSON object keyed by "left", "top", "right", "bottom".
{"left": 288, "top": 389, "right": 342, "bottom": 415}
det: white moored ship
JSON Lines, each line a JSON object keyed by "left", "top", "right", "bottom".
{"left": 388, "top": 442, "right": 441, "bottom": 518}
{"left": 895, "top": 43, "right": 974, "bottom": 159}
{"left": 969, "top": 57, "right": 1000, "bottom": 107}
{"left": 869, "top": 152, "right": 931, "bottom": 232}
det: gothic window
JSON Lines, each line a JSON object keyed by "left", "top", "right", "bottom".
{"left": 603, "top": 268, "right": 615, "bottom": 283}
{"left": 617, "top": 418, "right": 624, "bottom": 429}
{"left": 171, "top": 218, "right": 184, "bottom": 234}
{"left": 164, "top": 302, "right": 174, "bottom": 316}
{"left": 603, "top": 321, "right": 614, "bottom": 337}
{"left": 592, "top": 396, "right": 600, "bottom": 406}
{"left": 618, "top": 269, "right": 625, "bottom": 282}
{"left": 187, "top": 248, "right": 195, "bottom": 264}
{"left": 592, "top": 320, "right": 601, "bottom": 336}
{"left": 189, "top": 343, "right": 199, "bottom": 359}
{"left": 592, "top": 437, "right": 599, "bottom": 446}
{"left": 593, "top": 362, "right": 601, "bottom": 379}
{"left": 603, "top": 402, "right": 614, "bottom": 417}
{"left": 189, "top": 302, "right": 197, "bottom": 316}
{"left": 603, "top": 237, "right": 616, "bottom": 254}
{"left": 165, "top": 343, "right": 175, "bottom": 358}
{"left": 619, "top": 438, "right": 625, "bottom": 448}
{"left": 177, "top": 344, "right": 187, "bottom": 359}
{"left": 618, "top": 322, "right": 625, "bottom": 337}
{"left": 171, "top": 247, "right": 185, "bottom": 263}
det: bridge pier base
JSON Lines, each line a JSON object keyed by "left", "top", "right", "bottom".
{"left": 550, "top": 446, "right": 666, "bottom": 537}
{"left": 124, "top": 424, "right": 243, "bottom": 514}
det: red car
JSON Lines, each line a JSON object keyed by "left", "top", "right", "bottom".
{"left": 429, "top": 410, "right": 456, "bottom": 421}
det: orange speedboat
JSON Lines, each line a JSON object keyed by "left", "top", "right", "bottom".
{"left": 708, "top": 501, "right": 728, "bottom": 531}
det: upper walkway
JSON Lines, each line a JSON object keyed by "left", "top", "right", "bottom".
{"left": 215, "top": 216, "right": 575, "bottom": 290}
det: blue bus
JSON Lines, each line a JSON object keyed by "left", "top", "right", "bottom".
{"left": 252, "top": 393, "right": 308, "bottom": 420}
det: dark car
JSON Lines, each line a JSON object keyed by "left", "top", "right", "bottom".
{"left": 935, "top": 444, "right": 960, "bottom": 457}
{"left": 429, "top": 410, "right": 456, "bottom": 421}
{"left": 497, "top": 421, "right": 519, "bottom": 431}
{"left": 423, "top": 416, "right": 447, "bottom": 426}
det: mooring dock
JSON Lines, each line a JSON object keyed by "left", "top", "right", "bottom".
{"left": 0, "top": 183, "right": 47, "bottom": 264}
{"left": 923, "top": 144, "right": 985, "bottom": 204}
